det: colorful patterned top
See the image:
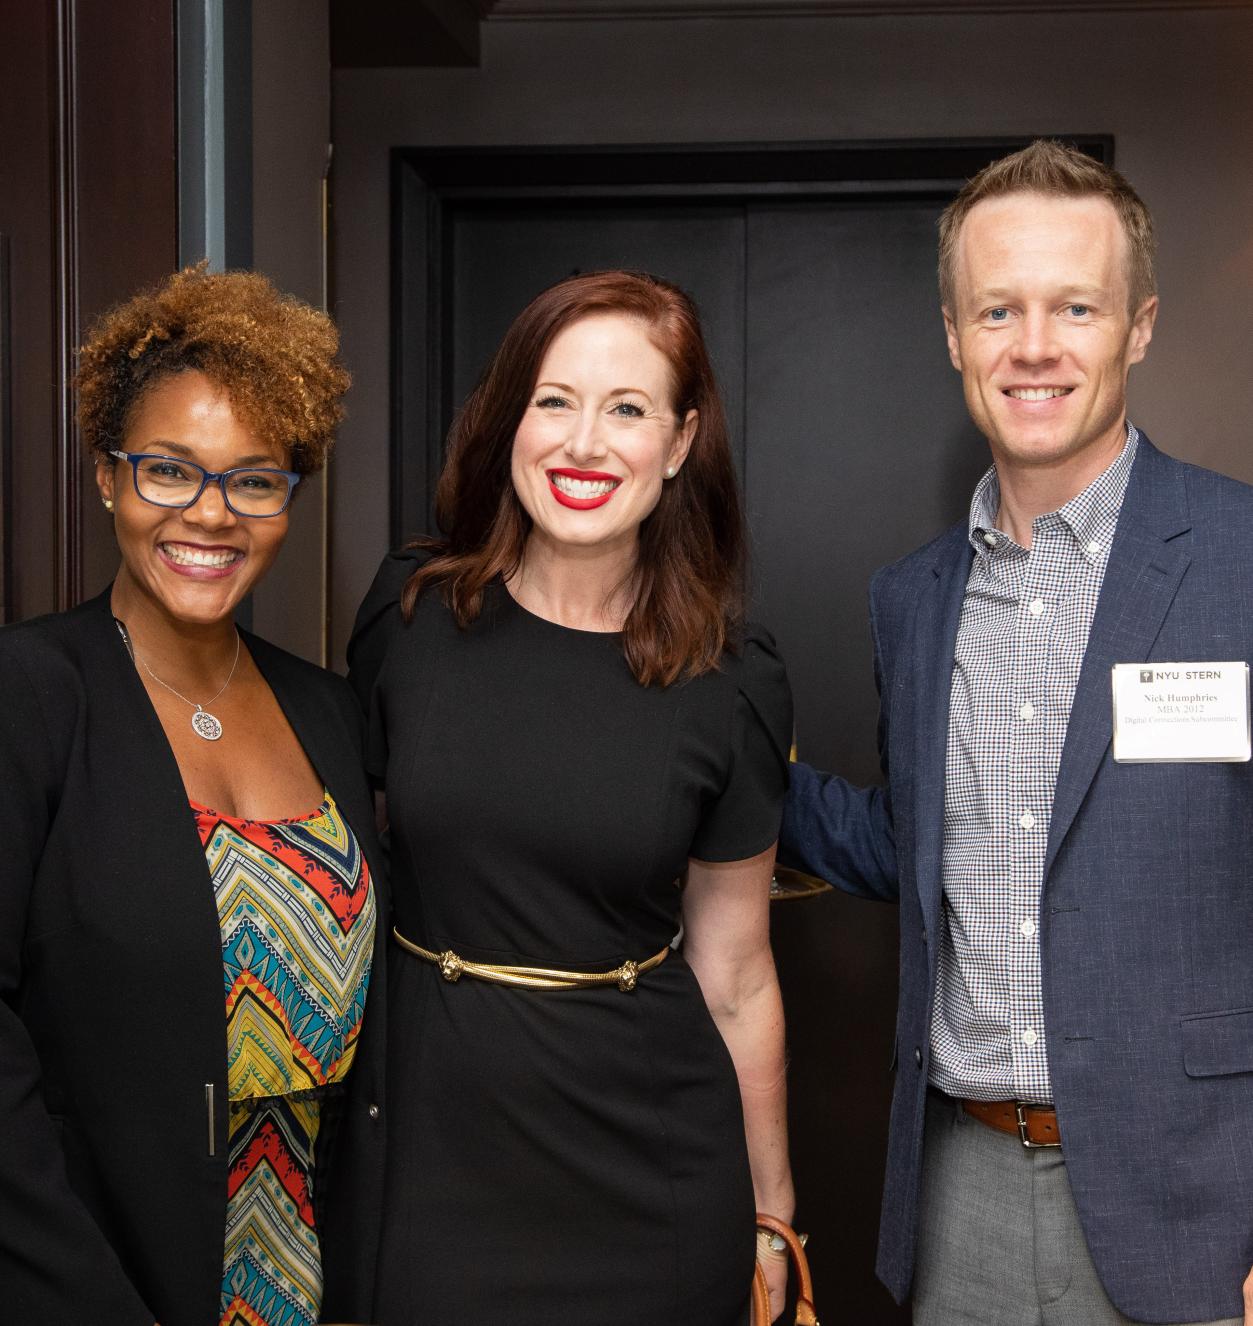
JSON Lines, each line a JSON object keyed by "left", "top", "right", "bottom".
{"left": 192, "top": 791, "right": 376, "bottom": 1326}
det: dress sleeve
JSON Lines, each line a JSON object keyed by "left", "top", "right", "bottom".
{"left": 346, "top": 548, "right": 428, "bottom": 781}
{"left": 689, "top": 625, "right": 794, "bottom": 863}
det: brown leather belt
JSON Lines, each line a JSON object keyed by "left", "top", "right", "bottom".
{"left": 959, "top": 1097, "right": 1062, "bottom": 1148}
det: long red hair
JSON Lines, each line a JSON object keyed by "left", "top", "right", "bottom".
{"left": 402, "top": 270, "right": 745, "bottom": 686}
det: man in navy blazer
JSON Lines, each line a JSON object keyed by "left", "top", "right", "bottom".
{"left": 781, "top": 140, "right": 1253, "bottom": 1325}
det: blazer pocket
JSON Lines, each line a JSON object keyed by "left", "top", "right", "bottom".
{"left": 1181, "top": 1007, "right": 1253, "bottom": 1077}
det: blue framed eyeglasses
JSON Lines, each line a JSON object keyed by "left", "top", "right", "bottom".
{"left": 108, "top": 449, "right": 302, "bottom": 518}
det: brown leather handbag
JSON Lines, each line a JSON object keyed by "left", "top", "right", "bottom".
{"left": 751, "top": 1212, "right": 819, "bottom": 1326}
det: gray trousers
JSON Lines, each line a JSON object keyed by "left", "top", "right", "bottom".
{"left": 912, "top": 1093, "right": 1242, "bottom": 1326}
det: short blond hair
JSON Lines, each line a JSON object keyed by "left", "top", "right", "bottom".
{"left": 938, "top": 140, "right": 1156, "bottom": 316}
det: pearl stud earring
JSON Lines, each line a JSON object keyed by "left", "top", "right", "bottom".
{"left": 664, "top": 466, "right": 677, "bottom": 479}
{"left": 102, "top": 498, "right": 114, "bottom": 511}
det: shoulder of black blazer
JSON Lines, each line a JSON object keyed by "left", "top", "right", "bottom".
{"left": 4, "top": 588, "right": 371, "bottom": 817}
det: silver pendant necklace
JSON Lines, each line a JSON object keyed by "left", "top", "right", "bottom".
{"left": 126, "top": 626, "right": 242, "bottom": 742}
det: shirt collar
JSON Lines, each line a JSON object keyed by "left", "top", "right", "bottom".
{"left": 967, "top": 421, "right": 1140, "bottom": 561}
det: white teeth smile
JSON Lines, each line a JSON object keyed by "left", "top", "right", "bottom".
{"left": 1006, "top": 387, "right": 1072, "bottom": 401}
{"left": 161, "top": 543, "right": 241, "bottom": 568}
{"left": 550, "top": 474, "right": 620, "bottom": 497}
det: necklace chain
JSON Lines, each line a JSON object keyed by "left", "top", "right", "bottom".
{"left": 137, "top": 631, "right": 241, "bottom": 713}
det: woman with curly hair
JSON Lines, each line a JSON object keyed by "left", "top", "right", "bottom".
{"left": 0, "top": 266, "right": 386, "bottom": 1326}
{"left": 351, "top": 270, "right": 794, "bottom": 1324}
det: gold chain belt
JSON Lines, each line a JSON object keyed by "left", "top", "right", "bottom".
{"left": 391, "top": 926, "right": 669, "bottom": 992}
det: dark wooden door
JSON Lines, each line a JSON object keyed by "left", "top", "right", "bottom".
{"left": 0, "top": 0, "right": 178, "bottom": 621}
{"left": 742, "top": 202, "right": 986, "bottom": 1320}
{"left": 449, "top": 202, "right": 748, "bottom": 468}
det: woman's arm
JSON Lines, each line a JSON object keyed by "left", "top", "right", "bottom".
{"left": 0, "top": 634, "right": 155, "bottom": 1323}
{"left": 683, "top": 843, "right": 793, "bottom": 1320}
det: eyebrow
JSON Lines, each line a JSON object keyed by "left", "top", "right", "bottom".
{"left": 535, "top": 381, "right": 655, "bottom": 401}
{"left": 143, "top": 440, "right": 281, "bottom": 467}
{"left": 977, "top": 285, "right": 1109, "bottom": 302}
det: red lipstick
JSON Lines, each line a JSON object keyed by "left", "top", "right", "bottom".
{"left": 547, "top": 468, "right": 622, "bottom": 511}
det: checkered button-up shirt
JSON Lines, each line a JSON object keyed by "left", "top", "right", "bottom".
{"left": 928, "top": 424, "right": 1139, "bottom": 1104}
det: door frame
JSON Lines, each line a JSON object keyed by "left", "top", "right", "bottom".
{"left": 388, "top": 134, "right": 1111, "bottom": 541}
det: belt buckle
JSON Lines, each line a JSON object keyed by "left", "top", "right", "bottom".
{"left": 1015, "top": 1101, "right": 1061, "bottom": 1149}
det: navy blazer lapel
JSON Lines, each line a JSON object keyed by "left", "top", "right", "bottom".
{"left": 911, "top": 527, "right": 972, "bottom": 925}
{"left": 1044, "top": 438, "right": 1193, "bottom": 879}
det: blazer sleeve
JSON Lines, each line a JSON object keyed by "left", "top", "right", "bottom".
{"left": 0, "top": 633, "right": 154, "bottom": 1324}
{"left": 778, "top": 763, "right": 897, "bottom": 901}
{"left": 775, "top": 575, "right": 899, "bottom": 902}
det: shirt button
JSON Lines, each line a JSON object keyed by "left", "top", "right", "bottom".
{"left": 367, "top": 1103, "right": 380, "bottom": 1121}
{"left": 1019, "top": 811, "right": 1036, "bottom": 830}
{"left": 982, "top": 532, "right": 997, "bottom": 548}
{"left": 1086, "top": 540, "right": 1102, "bottom": 556}
{"left": 1019, "top": 701, "right": 1035, "bottom": 722}
{"left": 1028, "top": 598, "right": 1046, "bottom": 616}
{"left": 1021, "top": 1028, "right": 1039, "bottom": 1047}
{"left": 1019, "top": 918, "right": 1037, "bottom": 938}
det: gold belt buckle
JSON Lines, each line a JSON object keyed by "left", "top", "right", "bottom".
{"left": 615, "top": 959, "right": 640, "bottom": 992}
{"left": 437, "top": 950, "right": 464, "bottom": 982}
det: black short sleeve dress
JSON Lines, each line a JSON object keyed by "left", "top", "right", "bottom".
{"left": 349, "top": 550, "right": 792, "bottom": 1326}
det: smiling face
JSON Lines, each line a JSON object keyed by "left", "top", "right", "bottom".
{"left": 510, "top": 313, "right": 696, "bottom": 561}
{"left": 96, "top": 369, "right": 291, "bottom": 629}
{"left": 943, "top": 191, "right": 1157, "bottom": 485}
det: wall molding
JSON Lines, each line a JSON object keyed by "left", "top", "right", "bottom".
{"left": 487, "top": 0, "right": 1253, "bottom": 19}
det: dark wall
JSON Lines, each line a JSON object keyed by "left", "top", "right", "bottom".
{"left": 247, "top": 0, "right": 334, "bottom": 664}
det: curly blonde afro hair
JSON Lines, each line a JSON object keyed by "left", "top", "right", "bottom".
{"left": 76, "top": 264, "right": 350, "bottom": 475}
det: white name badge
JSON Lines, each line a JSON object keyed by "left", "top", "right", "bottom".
{"left": 1111, "top": 662, "right": 1251, "bottom": 763}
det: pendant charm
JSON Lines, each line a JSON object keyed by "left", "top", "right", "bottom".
{"left": 191, "top": 708, "right": 224, "bottom": 741}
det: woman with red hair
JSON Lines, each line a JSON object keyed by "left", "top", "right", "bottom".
{"left": 351, "top": 270, "right": 794, "bottom": 1324}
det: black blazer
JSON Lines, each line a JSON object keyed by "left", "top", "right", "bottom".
{"left": 0, "top": 589, "right": 388, "bottom": 1326}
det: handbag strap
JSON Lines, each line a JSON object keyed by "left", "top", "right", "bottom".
{"left": 751, "top": 1213, "right": 819, "bottom": 1326}
{"left": 752, "top": 1261, "right": 772, "bottom": 1325}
